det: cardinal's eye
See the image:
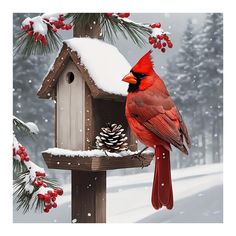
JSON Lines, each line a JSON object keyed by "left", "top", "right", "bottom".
{"left": 131, "top": 70, "right": 146, "bottom": 79}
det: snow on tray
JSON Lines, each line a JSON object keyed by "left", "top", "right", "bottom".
{"left": 43, "top": 147, "right": 153, "bottom": 158}
{"left": 64, "top": 38, "right": 131, "bottom": 96}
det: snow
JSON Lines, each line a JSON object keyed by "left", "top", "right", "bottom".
{"left": 32, "top": 16, "right": 48, "bottom": 36}
{"left": 22, "top": 13, "right": 64, "bottom": 36}
{"left": 43, "top": 147, "right": 153, "bottom": 158}
{"left": 13, "top": 116, "right": 39, "bottom": 134}
{"left": 41, "top": 13, "right": 62, "bottom": 22}
{"left": 64, "top": 38, "right": 131, "bottom": 96}
{"left": 24, "top": 161, "right": 45, "bottom": 180}
{"left": 13, "top": 163, "right": 223, "bottom": 223}
{"left": 25, "top": 122, "right": 39, "bottom": 134}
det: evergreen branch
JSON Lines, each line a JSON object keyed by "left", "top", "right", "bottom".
{"left": 66, "top": 13, "right": 151, "bottom": 46}
{"left": 14, "top": 29, "right": 62, "bottom": 57}
{"left": 102, "top": 15, "right": 151, "bottom": 46}
{"left": 13, "top": 158, "right": 27, "bottom": 175}
{"left": 13, "top": 171, "right": 60, "bottom": 213}
{"left": 65, "top": 13, "right": 101, "bottom": 29}
{"left": 13, "top": 116, "right": 39, "bottom": 139}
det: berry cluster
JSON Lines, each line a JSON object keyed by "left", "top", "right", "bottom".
{"left": 37, "top": 188, "right": 63, "bottom": 213}
{"left": 21, "top": 14, "right": 72, "bottom": 45}
{"left": 105, "top": 13, "right": 130, "bottom": 18}
{"left": 44, "top": 14, "right": 72, "bottom": 33}
{"left": 33, "top": 172, "right": 47, "bottom": 188}
{"left": 15, "top": 146, "right": 30, "bottom": 162}
{"left": 148, "top": 23, "right": 173, "bottom": 53}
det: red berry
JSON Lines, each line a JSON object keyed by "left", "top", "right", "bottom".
{"left": 36, "top": 172, "right": 46, "bottom": 177}
{"left": 44, "top": 208, "right": 50, "bottom": 213}
{"left": 20, "top": 154, "right": 25, "bottom": 161}
{"left": 45, "top": 204, "right": 52, "bottom": 209}
{"left": 52, "top": 28, "right": 57, "bottom": 33}
{"left": 22, "top": 151, "right": 27, "bottom": 156}
{"left": 61, "top": 25, "right": 67, "bottom": 30}
{"left": 42, "top": 183, "right": 47, "bottom": 187}
{"left": 148, "top": 36, "right": 155, "bottom": 44}
{"left": 44, "top": 194, "right": 51, "bottom": 203}
{"left": 47, "top": 190, "right": 53, "bottom": 196}
{"left": 162, "top": 42, "right": 167, "bottom": 47}
{"left": 41, "top": 36, "right": 47, "bottom": 45}
{"left": 163, "top": 34, "right": 169, "bottom": 41}
{"left": 157, "top": 42, "right": 162, "bottom": 49}
{"left": 161, "top": 48, "right": 166, "bottom": 53}
{"left": 37, "top": 180, "right": 43, "bottom": 186}
{"left": 167, "top": 41, "right": 173, "bottom": 48}
{"left": 123, "top": 13, "right": 130, "bottom": 18}
{"left": 52, "top": 192, "right": 58, "bottom": 198}
{"left": 22, "top": 25, "right": 30, "bottom": 31}
{"left": 150, "top": 24, "right": 155, "bottom": 28}
{"left": 16, "top": 149, "right": 22, "bottom": 155}
{"left": 153, "top": 43, "right": 158, "bottom": 48}
{"left": 52, "top": 197, "right": 56, "bottom": 202}
{"left": 20, "top": 146, "right": 25, "bottom": 151}
{"left": 37, "top": 194, "right": 45, "bottom": 200}
{"left": 118, "top": 13, "right": 130, "bottom": 18}
{"left": 34, "top": 181, "right": 40, "bottom": 187}
{"left": 157, "top": 35, "right": 163, "bottom": 40}
{"left": 52, "top": 202, "right": 57, "bottom": 208}
{"left": 33, "top": 32, "right": 40, "bottom": 41}
{"left": 55, "top": 188, "right": 63, "bottom": 196}
{"left": 59, "top": 15, "right": 64, "bottom": 21}
{"left": 155, "top": 23, "right": 161, "bottom": 28}
{"left": 105, "top": 13, "right": 113, "bottom": 17}
{"left": 65, "top": 24, "right": 72, "bottom": 30}
{"left": 27, "top": 30, "right": 33, "bottom": 36}
{"left": 24, "top": 156, "right": 30, "bottom": 161}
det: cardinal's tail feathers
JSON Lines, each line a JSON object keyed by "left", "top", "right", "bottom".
{"left": 151, "top": 146, "right": 173, "bottom": 210}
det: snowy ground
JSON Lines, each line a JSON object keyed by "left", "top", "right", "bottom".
{"left": 13, "top": 163, "right": 223, "bottom": 223}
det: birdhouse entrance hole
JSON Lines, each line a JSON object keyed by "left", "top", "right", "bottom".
{"left": 66, "top": 72, "right": 75, "bottom": 84}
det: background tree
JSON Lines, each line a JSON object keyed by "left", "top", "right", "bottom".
{"left": 165, "top": 13, "right": 223, "bottom": 167}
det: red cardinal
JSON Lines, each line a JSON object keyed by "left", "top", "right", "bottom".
{"left": 122, "top": 50, "right": 191, "bottom": 210}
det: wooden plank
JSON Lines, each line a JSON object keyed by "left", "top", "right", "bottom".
{"left": 72, "top": 171, "right": 106, "bottom": 223}
{"left": 69, "top": 63, "right": 85, "bottom": 150}
{"left": 57, "top": 62, "right": 70, "bottom": 149}
{"left": 42, "top": 152, "right": 154, "bottom": 171}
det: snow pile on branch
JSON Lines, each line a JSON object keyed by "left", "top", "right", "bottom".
{"left": 13, "top": 116, "right": 39, "bottom": 134}
{"left": 43, "top": 147, "right": 153, "bottom": 158}
{"left": 65, "top": 38, "right": 131, "bottom": 96}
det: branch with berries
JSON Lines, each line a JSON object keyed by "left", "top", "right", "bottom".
{"left": 14, "top": 13, "right": 72, "bottom": 56}
{"left": 104, "top": 13, "right": 173, "bottom": 53}
{"left": 13, "top": 117, "right": 63, "bottom": 213}
{"left": 14, "top": 13, "right": 173, "bottom": 56}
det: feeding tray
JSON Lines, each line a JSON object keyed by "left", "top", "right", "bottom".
{"left": 42, "top": 148, "right": 154, "bottom": 171}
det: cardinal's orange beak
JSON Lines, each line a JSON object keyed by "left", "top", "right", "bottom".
{"left": 122, "top": 72, "right": 137, "bottom": 84}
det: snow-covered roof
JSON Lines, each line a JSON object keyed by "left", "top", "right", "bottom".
{"left": 65, "top": 38, "right": 131, "bottom": 96}
{"left": 38, "top": 37, "right": 131, "bottom": 98}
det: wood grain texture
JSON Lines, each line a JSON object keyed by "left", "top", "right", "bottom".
{"left": 56, "top": 60, "right": 85, "bottom": 150}
{"left": 43, "top": 152, "right": 154, "bottom": 171}
{"left": 72, "top": 171, "right": 106, "bottom": 223}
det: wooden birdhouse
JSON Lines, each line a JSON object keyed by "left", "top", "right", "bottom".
{"left": 38, "top": 37, "right": 153, "bottom": 223}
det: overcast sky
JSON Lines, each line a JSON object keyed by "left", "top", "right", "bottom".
{"left": 61, "top": 13, "right": 207, "bottom": 76}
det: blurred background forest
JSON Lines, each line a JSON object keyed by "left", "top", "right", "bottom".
{"left": 13, "top": 13, "right": 223, "bottom": 183}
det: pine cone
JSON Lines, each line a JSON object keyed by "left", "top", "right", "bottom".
{"left": 96, "top": 123, "right": 128, "bottom": 153}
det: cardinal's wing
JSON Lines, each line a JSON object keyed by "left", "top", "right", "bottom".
{"left": 129, "top": 89, "right": 190, "bottom": 154}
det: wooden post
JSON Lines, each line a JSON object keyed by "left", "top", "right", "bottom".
{"left": 71, "top": 17, "right": 106, "bottom": 223}
{"left": 72, "top": 171, "right": 106, "bottom": 223}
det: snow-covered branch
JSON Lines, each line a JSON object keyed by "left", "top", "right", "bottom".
{"left": 13, "top": 116, "right": 63, "bottom": 213}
